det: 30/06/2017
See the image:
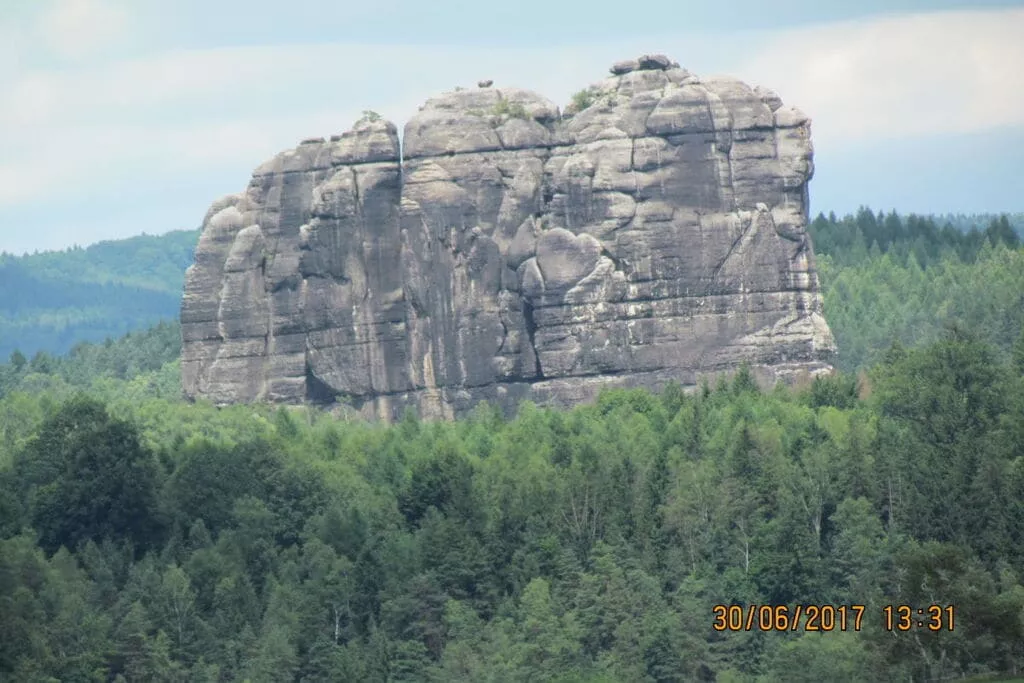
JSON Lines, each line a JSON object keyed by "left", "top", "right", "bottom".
{"left": 712, "top": 604, "right": 865, "bottom": 632}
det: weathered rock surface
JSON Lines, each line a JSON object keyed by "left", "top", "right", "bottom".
{"left": 181, "top": 55, "right": 835, "bottom": 420}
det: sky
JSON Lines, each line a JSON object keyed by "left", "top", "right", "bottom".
{"left": 0, "top": 0, "right": 1022, "bottom": 255}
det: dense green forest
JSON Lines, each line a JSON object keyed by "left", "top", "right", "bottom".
{"left": 1, "top": 323, "right": 1024, "bottom": 681}
{"left": 0, "top": 230, "right": 198, "bottom": 360}
{"left": 808, "top": 209, "right": 1024, "bottom": 372}
{"left": 1, "top": 209, "right": 1023, "bottom": 681}
{"left": 933, "top": 211, "right": 1024, "bottom": 236}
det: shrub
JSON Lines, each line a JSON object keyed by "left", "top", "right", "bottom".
{"left": 491, "top": 98, "right": 530, "bottom": 120}
{"left": 571, "top": 88, "right": 598, "bottom": 112}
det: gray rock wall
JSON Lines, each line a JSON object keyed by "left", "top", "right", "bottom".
{"left": 181, "top": 55, "right": 836, "bottom": 420}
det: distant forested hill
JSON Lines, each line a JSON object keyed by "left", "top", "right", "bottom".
{"left": 808, "top": 208, "right": 1024, "bottom": 372}
{"left": 0, "top": 230, "right": 199, "bottom": 359}
{"left": 933, "top": 211, "right": 1024, "bottom": 236}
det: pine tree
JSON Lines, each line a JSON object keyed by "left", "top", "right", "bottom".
{"left": 1013, "top": 325, "right": 1024, "bottom": 377}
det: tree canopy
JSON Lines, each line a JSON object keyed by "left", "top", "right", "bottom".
{"left": 1, "top": 208, "right": 1023, "bottom": 680}
{"left": 0, "top": 325, "right": 1022, "bottom": 680}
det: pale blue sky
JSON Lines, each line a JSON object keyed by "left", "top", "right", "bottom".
{"left": 1, "top": 0, "right": 1022, "bottom": 254}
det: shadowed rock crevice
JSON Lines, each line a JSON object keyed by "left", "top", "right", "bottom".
{"left": 522, "top": 299, "right": 544, "bottom": 379}
{"left": 600, "top": 247, "right": 627, "bottom": 274}
{"left": 305, "top": 362, "right": 337, "bottom": 404}
{"left": 181, "top": 54, "right": 835, "bottom": 420}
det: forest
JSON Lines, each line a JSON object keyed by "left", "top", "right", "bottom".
{"left": 809, "top": 209, "right": 1024, "bottom": 371}
{"left": 0, "top": 209, "right": 1023, "bottom": 682}
{"left": 0, "top": 230, "right": 198, "bottom": 360}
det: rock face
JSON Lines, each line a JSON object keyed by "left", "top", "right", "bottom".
{"left": 181, "top": 55, "right": 836, "bottom": 420}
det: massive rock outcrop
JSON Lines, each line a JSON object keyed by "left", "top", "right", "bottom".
{"left": 181, "top": 55, "right": 835, "bottom": 420}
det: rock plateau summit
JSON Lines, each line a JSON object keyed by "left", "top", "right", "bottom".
{"left": 181, "top": 54, "right": 836, "bottom": 420}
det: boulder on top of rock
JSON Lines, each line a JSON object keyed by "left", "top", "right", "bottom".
{"left": 637, "top": 54, "right": 674, "bottom": 70}
{"left": 610, "top": 59, "right": 639, "bottom": 75}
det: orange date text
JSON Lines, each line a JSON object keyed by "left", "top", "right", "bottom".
{"left": 712, "top": 604, "right": 866, "bottom": 632}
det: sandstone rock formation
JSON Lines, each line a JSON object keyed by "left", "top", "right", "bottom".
{"left": 181, "top": 54, "right": 836, "bottom": 420}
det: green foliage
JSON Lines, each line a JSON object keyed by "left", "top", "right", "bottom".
{"left": 10, "top": 396, "right": 165, "bottom": 555}
{"left": 731, "top": 362, "right": 759, "bottom": 395}
{"left": 570, "top": 87, "right": 599, "bottom": 112}
{"left": 1, "top": 229, "right": 199, "bottom": 293}
{"left": 807, "top": 372, "right": 858, "bottom": 410}
{"left": 0, "top": 320, "right": 181, "bottom": 400}
{"left": 1013, "top": 326, "right": 1024, "bottom": 376}
{"left": 935, "top": 211, "right": 1024, "bottom": 237}
{"left": 359, "top": 110, "right": 382, "bottom": 123}
{"left": 491, "top": 98, "right": 530, "bottom": 119}
{"left": 0, "top": 205, "right": 1022, "bottom": 679}
{"left": 809, "top": 207, "right": 1021, "bottom": 265}
{"left": 811, "top": 208, "right": 1024, "bottom": 372}
{"left": 766, "top": 631, "right": 867, "bottom": 682}
{"left": 0, "top": 229, "right": 196, "bottom": 359}
{"left": 0, "top": 330, "right": 1022, "bottom": 680}
{"left": 0, "top": 536, "right": 113, "bottom": 679}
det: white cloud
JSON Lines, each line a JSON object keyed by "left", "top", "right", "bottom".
{"left": 0, "top": 42, "right": 646, "bottom": 129}
{"left": 0, "top": 110, "right": 356, "bottom": 206}
{"left": 0, "top": 24, "right": 26, "bottom": 80}
{"left": 2, "top": 48, "right": 290, "bottom": 127}
{"left": 37, "top": 0, "right": 132, "bottom": 61}
{"left": 736, "top": 8, "right": 1024, "bottom": 146}
{"left": 0, "top": 6, "right": 1021, "bottom": 222}
{"left": 0, "top": 41, "right": 659, "bottom": 209}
